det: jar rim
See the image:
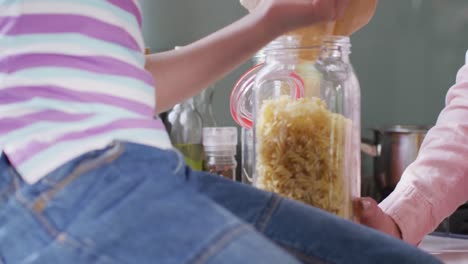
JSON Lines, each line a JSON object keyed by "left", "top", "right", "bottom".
{"left": 255, "top": 35, "right": 351, "bottom": 58}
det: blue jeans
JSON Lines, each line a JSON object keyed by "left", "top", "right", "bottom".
{"left": 0, "top": 142, "right": 441, "bottom": 264}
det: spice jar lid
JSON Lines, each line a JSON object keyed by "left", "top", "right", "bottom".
{"left": 203, "top": 127, "right": 238, "bottom": 154}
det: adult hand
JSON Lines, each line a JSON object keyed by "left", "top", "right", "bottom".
{"left": 354, "top": 197, "right": 403, "bottom": 240}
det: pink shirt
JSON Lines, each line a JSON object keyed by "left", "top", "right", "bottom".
{"left": 380, "top": 60, "right": 468, "bottom": 245}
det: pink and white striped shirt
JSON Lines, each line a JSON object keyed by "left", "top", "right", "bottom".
{"left": 0, "top": 0, "right": 172, "bottom": 184}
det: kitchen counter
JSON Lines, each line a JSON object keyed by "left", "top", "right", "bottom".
{"left": 420, "top": 235, "right": 468, "bottom": 264}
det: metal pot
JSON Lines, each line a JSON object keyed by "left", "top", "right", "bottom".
{"left": 361, "top": 125, "right": 429, "bottom": 199}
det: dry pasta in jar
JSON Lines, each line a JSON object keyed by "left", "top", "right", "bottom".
{"left": 255, "top": 96, "right": 352, "bottom": 218}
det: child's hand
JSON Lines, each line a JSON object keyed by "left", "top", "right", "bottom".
{"left": 249, "top": 0, "right": 350, "bottom": 35}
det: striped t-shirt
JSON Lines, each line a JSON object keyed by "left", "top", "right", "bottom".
{"left": 0, "top": 0, "right": 172, "bottom": 184}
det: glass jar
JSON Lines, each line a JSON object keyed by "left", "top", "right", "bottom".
{"left": 203, "top": 127, "right": 238, "bottom": 180}
{"left": 251, "top": 35, "right": 361, "bottom": 219}
{"left": 167, "top": 98, "right": 204, "bottom": 171}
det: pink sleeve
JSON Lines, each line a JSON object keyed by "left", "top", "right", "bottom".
{"left": 379, "top": 63, "right": 468, "bottom": 245}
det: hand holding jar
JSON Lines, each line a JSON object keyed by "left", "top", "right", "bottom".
{"left": 241, "top": 0, "right": 378, "bottom": 39}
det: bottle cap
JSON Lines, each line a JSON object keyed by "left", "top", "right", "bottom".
{"left": 203, "top": 127, "right": 238, "bottom": 155}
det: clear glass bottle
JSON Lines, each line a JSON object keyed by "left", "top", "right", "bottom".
{"left": 203, "top": 127, "right": 238, "bottom": 180}
{"left": 251, "top": 35, "right": 361, "bottom": 220}
{"left": 167, "top": 98, "right": 204, "bottom": 171}
{"left": 194, "top": 86, "right": 217, "bottom": 128}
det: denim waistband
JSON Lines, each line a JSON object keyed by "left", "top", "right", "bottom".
{"left": 0, "top": 141, "right": 186, "bottom": 208}
{"left": 0, "top": 142, "right": 122, "bottom": 208}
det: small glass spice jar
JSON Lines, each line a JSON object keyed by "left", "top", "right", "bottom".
{"left": 203, "top": 127, "right": 238, "bottom": 180}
